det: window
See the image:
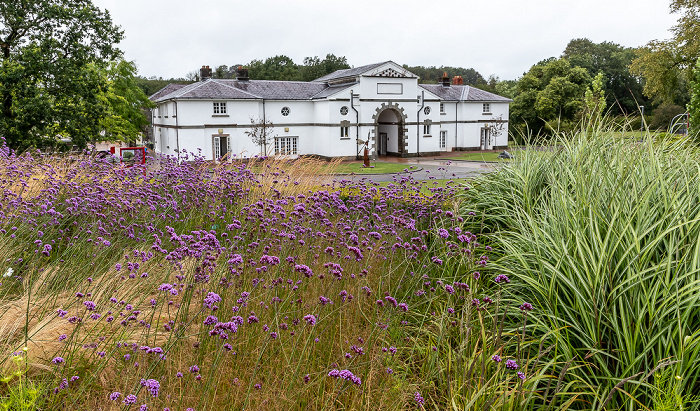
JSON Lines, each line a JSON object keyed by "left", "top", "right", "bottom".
{"left": 423, "top": 106, "right": 431, "bottom": 115}
{"left": 439, "top": 130, "right": 447, "bottom": 149}
{"left": 440, "top": 103, "right": 445, "bottom": 114}
{"left": 162, "top": 103, "right": 168, "bottom": 117}
{"left": 213, "top": 102, "right": 227, "bottom": 114}
{"left": 281, "top": 107, "right": 290, "bottom": 116}
{"left": 423, "top": 124, "right": 431, "bottom": 135}
{"left": 482, "top": 103, "right": 491, "bottom": 114}
{"left": 340, "top": 126, "right": 349, "bottom": 138}
{"left": 275, "top": 136, "right": 297, "bottom": 155}
{"left": 340, "top": 106, "right": 349, "bottom": 115}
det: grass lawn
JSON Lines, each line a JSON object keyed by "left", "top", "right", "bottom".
{"left": 443, "top": 151, "right": 511, "bottom": 162}
{"left": 331, "top": 161, "right": 418, "bottom": 174}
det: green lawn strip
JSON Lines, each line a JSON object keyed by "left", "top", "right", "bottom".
{"left": 331, "top": 162, "right": 419, "bottom": 174}
{"left": 442, "top": 151, "right": 509, "bottom": 162}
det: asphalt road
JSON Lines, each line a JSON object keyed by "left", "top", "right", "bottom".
{"left": 328, "top": 158, "right": 497, "bottom": 183}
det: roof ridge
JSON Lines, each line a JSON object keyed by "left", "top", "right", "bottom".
{"left": 169, "top": 80, "right": 210, "bottom": 99}
{"left": 211, "top": 79, "right": 261, "bottom": 98}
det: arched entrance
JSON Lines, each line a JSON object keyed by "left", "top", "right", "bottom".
{"left": 371, "top": 103, "right": 408, "bottom": 158}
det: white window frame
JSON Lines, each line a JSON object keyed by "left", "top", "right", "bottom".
{"left": 423, "top": 124, "right": 431, "bottom": 136}
{"left": 439, "top": 130, "right": 447, "bottom": 149}
{"left": 213, "top": 102, "right": 227, "bottom": 114}
{"left": 274, "top": 136, "right": 298, "bottom": 155}
{"left": 482, "top": 103, "right": 491, "bottom": 114}
{"left": 340, "top": 126, "right": 349, "bottom": 138}
{"left": 162, "top": 103, "right": 168, "bottom": 117}
{"left": 440, "top": 103, "right": 445, "bottom": 114}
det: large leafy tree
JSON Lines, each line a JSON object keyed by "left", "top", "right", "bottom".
{"left": 0, "top": 0, "right": 123, "bottom": 151}
{"left": 510, "top": 58, "right": 591, "bottom": 136}
{"left": 299, "top": 54, "right": 350, "bottom": 81}
{"left": 99, "top": 60, "right": 154, "bottom": 144}
{"left": 562, "top": 38, "right": 645, "bottom": 115}
{"left": 630, "top": 0, "right": 700, "bottom": 104}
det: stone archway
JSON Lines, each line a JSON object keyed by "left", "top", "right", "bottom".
{"left": 371, "top": 102, "right": 408, "bottom": 158}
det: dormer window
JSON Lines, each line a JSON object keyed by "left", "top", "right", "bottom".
{"left": 213, "top": 102, "right": 227, "bottom": 114}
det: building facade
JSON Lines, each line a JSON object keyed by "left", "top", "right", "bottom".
{"left": 150, "top": 61, "right": 511, "bottom": 160}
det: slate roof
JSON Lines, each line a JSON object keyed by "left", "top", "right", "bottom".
{"left": 149, "top": 83, "right": 187, "bottom": 100}
{"left": 311, "top": 82, "right": 357, "bottom": 99}
{"left": 419, "top": 84, "right": 512, "bottom": 102}
{"left": 152, "top": 79, "right": 329, "bottom": 102}
{"left": 150, "top": 66, "right": 511, "bottom": 103}
{"left": 312, "top": 62, "right": 390, "bottom": 82}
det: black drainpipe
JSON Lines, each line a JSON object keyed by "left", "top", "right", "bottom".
{"left": 416, "top": 91, "right": 424, "bottom": 157}
{"left": 351, "top": 90, "right": 359, "bottom": 159}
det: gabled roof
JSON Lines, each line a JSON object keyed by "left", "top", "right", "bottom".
{"left": 312, "top": 62, "right": 389, "bottom": 83}
{"left": 152, "top": 79, "right": 329, "bottom": 102}
{"left": 149, "top": 83, "right": 188, "bottom": 100}
{"left": 419, "top": 84, "right": 512, "bottom": 102}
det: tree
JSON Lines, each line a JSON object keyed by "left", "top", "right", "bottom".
{"left": 563, "top": 38, "right": 645, "bottom": 114}
{"left": 630, "top": 0, "right": 700, "bottom": 104}
{"left": 0, "top": 0, "right": 124, "bottom": 151}
{"left": 299, "top": 54, "right": 350, "bottom": 81}
{"left": 248, "top": 55, "right": 300, "bottom": 81}
{"left": 98, "top": 60, "right": 154, "bottom": 144}
{"left": 688, "top": 58, "right": 700, "bottom": 137}
{"left": 244, "top": 117, "right": 276, "bottom": 155}
{"left": 583, "top": 72, "right": 607, "bottom": 118}
{"left": 510, "top": 58, "right": 591, "bottom": 136}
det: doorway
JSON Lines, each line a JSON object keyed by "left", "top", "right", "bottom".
{"left": 480, "top": 128, "right": 491, "bottom": 150}
{"left": 213, "top": 135, "right": 230, "bottom": 160}
{"left": 376, "top": 109, "right": 404, "bottom": 156}
{"left": 379, "top": 133, "right": 388, "bottom": 156}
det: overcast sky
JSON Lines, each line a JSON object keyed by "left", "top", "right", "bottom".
{"left": 91, "top": 0, "right": 680, "bottom": 81}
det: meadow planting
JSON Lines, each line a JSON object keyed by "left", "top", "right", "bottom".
{"left": 0, "top": 141, "right": 551, "bottom": 410}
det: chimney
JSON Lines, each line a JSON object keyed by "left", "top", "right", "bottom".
{"left": 440, "top": 71, "right": 451, "bottom": 87}
{"left": 200, "top": 65, "right": 212, "bottom": 81}
{"left": 236, "top": 66, "right": 250, "bottom": 82}
{"left": 452, "top": 76, "right": 463, "bottom": 85}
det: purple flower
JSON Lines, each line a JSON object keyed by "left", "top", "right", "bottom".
{"left": 83, "top": 301, "right": 96, "bottom": 311}
{"left": 517, "top": 371, "right": 526, "bottom": 380}
{"left": 414, "top": 391, "right": 425, "bottom": 405}
{"left": 437, "top": 228, "right": 449, "bottom": 239}
{"left": 445, "top": 285, "right": 455, "bottom": 295}
{"left": 203, "top": 292, "right": 221, "bottom": 309}
{"left": 143, "top": 379, "right": 160, "bottom": 397}
{"left": 519, "top": 302, "right": 533, "bottom": 312}
{"left": 303, "top": 314, "right": 316, "bottom": 326}
{"left": 109, "top": 392, "right": 121, "bottom": 401}
{"left": 491, "top": 355, "right": 502, "bottom": 363}
{"left": 189, "top": 365, "right": 200, "bottom": 373}
{"left": 52, "top": 357, "right": 64, "bottom": 364}
{"left": 505, "top": 359, "right": 518, "bottom": 370}
{"left": 58, "top": 334, "right": 67, "bottom": 341}
{"left": 123, "top": 394, "right": 137, "bottom": 405}
{"left": 494, "top": 274, "right": 510, "bottom": 284}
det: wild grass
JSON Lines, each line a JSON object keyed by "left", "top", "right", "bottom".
{"left": 461, "top": 124, "right": 700, "bottom": 410}
{"left": 0, "top": 147, "right": 568, "bottom": 410}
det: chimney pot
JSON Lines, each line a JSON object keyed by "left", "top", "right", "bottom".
{"left": 200, "top": 65, "right": 213, "bottom": 81}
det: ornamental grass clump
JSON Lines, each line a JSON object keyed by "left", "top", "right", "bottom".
{"left": 461, "top": 127, "right": 700, "bottom": 410}
{"left": 0, "top": 140, "right": 551, "bottom": 410}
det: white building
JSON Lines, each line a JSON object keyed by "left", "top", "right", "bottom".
{"left": 150, "top": 61, "right": 511, "bottom": 160}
